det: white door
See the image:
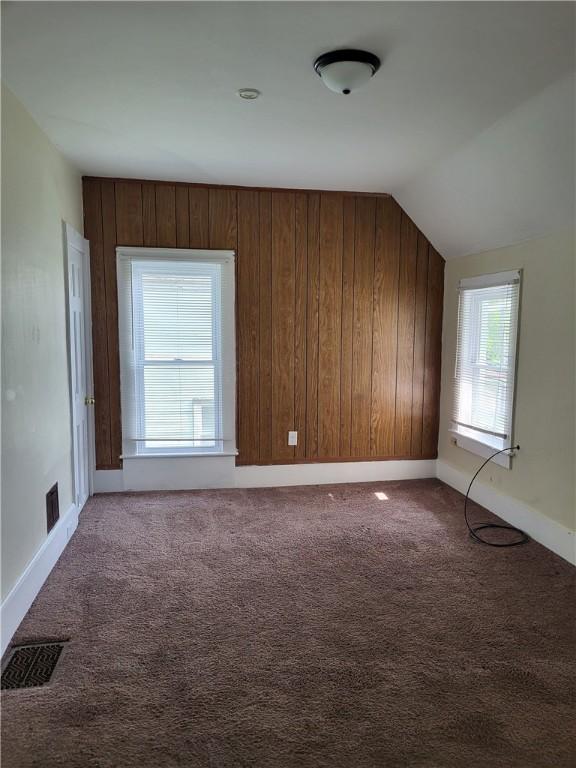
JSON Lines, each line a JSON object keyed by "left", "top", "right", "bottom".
{"left": 65, "top": 223, "right": 94, "bottom": 511}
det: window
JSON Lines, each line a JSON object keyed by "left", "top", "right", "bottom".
{"left": 117, "top": 249, "right": 235, "bottom": 457}
{"left": 451, "top": 270, "right": 521, "bottom": 468}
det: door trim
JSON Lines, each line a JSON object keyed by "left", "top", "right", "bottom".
{"left": 64, "top": 221, "right": 95, "bottom": 505}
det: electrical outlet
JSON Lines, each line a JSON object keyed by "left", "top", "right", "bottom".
{"left": 288, "top": 431, "right": 298, "bottom": 447}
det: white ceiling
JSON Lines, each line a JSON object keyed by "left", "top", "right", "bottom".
{"left": 2, "top": 1, "right": 575, "bottom": 257}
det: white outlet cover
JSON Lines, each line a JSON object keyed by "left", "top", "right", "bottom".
{"left": 288, "top": 431, "right": 298, "bottom": 446}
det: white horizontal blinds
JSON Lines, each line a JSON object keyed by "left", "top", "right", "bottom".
{"left": 117, "top": 251, "right": 234, "bottom": 456}
{"left": 452, "top": 271, "right": 520, "bottom": 447}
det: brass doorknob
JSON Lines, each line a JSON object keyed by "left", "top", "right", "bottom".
{"left": 84, "top": 396, "right": 95, "bottom": 405}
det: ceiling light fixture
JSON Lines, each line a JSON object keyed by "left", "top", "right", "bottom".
{"left": 237, "top": 88, "right": 261, "bottom": 100}
{"left": 313, "top": 49, "right": 381, "bottom": 95}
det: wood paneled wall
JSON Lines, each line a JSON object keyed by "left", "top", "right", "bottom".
{"left": 82, "top": 178, "right": 444, "bottom": 470}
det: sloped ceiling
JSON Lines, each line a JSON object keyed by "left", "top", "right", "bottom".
{"left": 394, "top": 73, "right": 575, "bottom": 257}
{"left": 2, "top": 1, "right": 575, "bottom": 258}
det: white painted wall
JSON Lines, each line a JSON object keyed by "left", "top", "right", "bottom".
{"left": 438, "top": 229, "right": 576, "bottom": 533}
{"left": 1, "top": 85, "right": 83, "bottom": 600}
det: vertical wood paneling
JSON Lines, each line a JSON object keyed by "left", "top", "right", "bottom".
{"left": 84, "top": 179, "right": 445, "bottom": 469}
{"left": 339, "top": 197, "right": 355, "bottom": 457}
{"left": 175, "top": 186, "right": 190, "bottom": 247}
{"left": 101, "top": 181, "right": 122, "bottom": 466}
{"left": 317, "top": 194, "right": 343, "bottom": 457}
{"left": 271, "top": 193, "right": 296, "bottom": 461}
{"left": 411, "top": 232, "right": 429, "bottom": 456}
{"left": 209, "top": 189, "right": 237, "bottom": 250}
{"left": 294, "top": 193, "right": 308, "bottom": 459}
{"left": 394, "top": 213, "right": 418, "bottom": 456}
{"left": 155, "top": 185, "right": 176, "bottom": 246}
{"left": 258, "top": 191, "right": 273, "bottom": 462}
{"left": 115, "top": 182, "right": 143, "bottom": 245}
{"left": 371, "top": 197, "right": 401, "bottom": 456}
{"left": 83, "top": 178, "right": 112, "bottom": 467}
{"left": 237, "top": 190, "right": 260, "bottom": 464}
{"left": 142, "top": 183, "right": 157, "bottom": 247}
{"left": 305, "top": 193, "right": 320, "bottom": 458}
{"left": 422, "top": 247, "right": 444, "bottom": 457}
{"left": 351, "top": 197, "right": 376, "bottom": 457}
{"left": 189, "top": 188, "right": 209, "bottom": 248}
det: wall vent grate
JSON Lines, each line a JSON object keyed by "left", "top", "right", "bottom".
{"left": 46, "top": 482, "right": 60, "bottom": 534}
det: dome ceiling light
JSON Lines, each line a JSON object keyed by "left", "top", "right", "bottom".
{"left": 313, "top": 49, "right": 381, "bottom": 95}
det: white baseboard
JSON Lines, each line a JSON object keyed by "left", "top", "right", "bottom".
{"left": 94, "top": 459, "right": 437, "bottom": 493}
{"left": 234, "top": 460, "right": 437, "bottom": 488}
{"left": 1, "top": 503, "right": 78, "bottom": 657}
{"left": 93, "top": 469, "right": 125, "bottom": 493}
{"left": 436, "top": 460, "right": 575, "bottom": 566}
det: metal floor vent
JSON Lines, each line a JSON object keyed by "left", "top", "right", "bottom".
{"left": 1, "top": 642, "right": 66, "bottom": 690}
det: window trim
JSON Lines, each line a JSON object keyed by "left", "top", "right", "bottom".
{"left": 451, "top": 269, "right": 521, "bottom": 469}
{"left": 116, "top": 247, "right": 236, "bottom": 460}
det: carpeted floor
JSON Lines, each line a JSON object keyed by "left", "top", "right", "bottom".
{"left": 2, "top": 479, "right": 575, "bottom": 767}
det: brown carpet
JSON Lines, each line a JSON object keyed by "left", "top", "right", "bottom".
{"left": 2, "top": 479, "right": 575, "bottom": 767}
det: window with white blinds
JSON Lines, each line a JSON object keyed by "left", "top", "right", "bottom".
{"left": 117, "top": 248, "right": 235, "bottom": 457}
{"left": 452, "top": 270, "right": 521, "bottom": 459}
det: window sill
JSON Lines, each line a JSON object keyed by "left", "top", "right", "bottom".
{"left": 121, "top": 451, "right": 238, "bottom": 460}
{"left": 449, "top": 429, "right": 512, "bottom": 469}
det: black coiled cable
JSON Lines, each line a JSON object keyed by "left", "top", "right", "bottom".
{"left": 464, "top": 445, "right": 529, "bottom": 547}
